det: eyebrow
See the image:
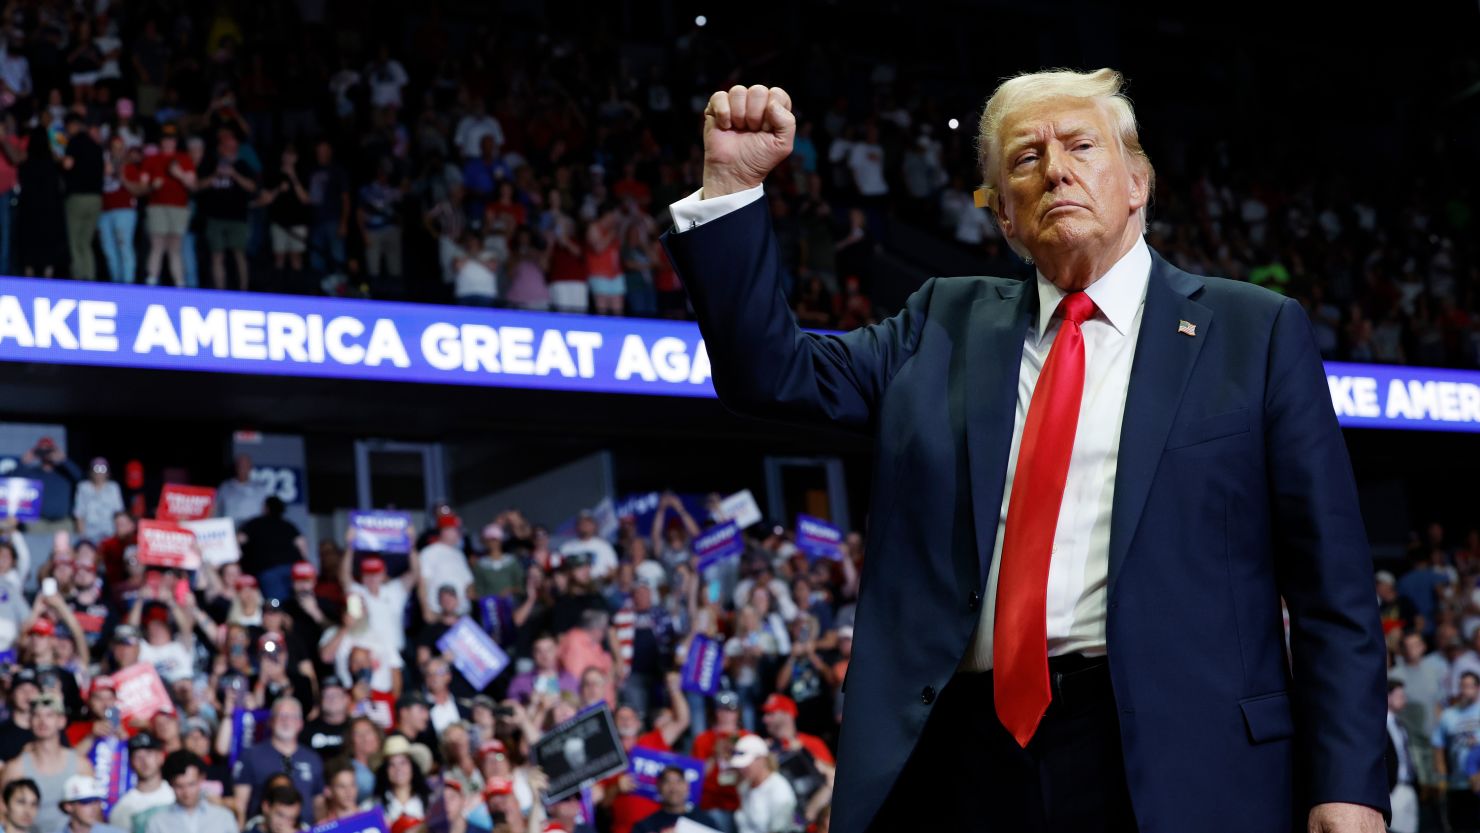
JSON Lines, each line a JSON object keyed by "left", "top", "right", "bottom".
{"left": 1005, "top": 124, "right": 1102, "bottom": 155}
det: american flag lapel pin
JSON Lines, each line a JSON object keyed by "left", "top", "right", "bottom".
{"left": 1177, "top": 319, "right": 1197, "bottom": 337}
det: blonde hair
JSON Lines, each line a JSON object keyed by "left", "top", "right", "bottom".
{"left": 975, "top": 67, "right": 1155, "bottom": 261}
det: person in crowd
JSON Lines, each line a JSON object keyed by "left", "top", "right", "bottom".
{"left": 0, "top": 693, "right": 94, "bottom": 833}
{"left": 144, "top": 751, "right": 237, "bottom": 833}
{"left": 108, "top": 732, "right": 173, "bottom": 833}
{"left": 2, "top": 780, "right": 41, "bottom": 833}
{"left": 232, "top": 697, "right": 323, "bottom": 826}
{"left": 632, "top": 766, "right": 722, "bottom": 833}
{"left": 141, "top": 125, "right": 196, "bottom": 286}
{"left": 729, "top": 735, "right": 797, "bottom": 833}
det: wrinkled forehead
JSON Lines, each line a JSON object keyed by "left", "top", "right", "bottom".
{"left": 999, "top": 97, "right": 1113, "bottom": 155}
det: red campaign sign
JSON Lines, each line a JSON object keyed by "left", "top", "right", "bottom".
{"left": 112, "top": 663, "right": 171, "bottom": 722}
{"left": 156, "top": 484, "right": 217, "bottom": 522}
{"left": 136, "top": 520, "right": 200, "bottom": 571}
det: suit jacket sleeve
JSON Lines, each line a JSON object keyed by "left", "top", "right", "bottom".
{"left": 1265, "top": 297, "right": 1389, "bottom": 815}
{"left": 660, "top": 194, "right": 937, "bottom": 431}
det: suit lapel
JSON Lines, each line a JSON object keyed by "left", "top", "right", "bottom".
{"left": 964, "top": 280, "right": 1037, "bottom": 587}
{"left": 1106, "top": 249, "right": 1210, "bottom": 600}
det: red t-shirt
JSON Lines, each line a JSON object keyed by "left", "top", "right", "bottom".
{"left": 607, "top": 730, "right": 667, "bottom": 833}
{"left": 694, "top": 729, "right": 753, "bottom": 813}
{"left": 141, "top": 152, "right": 194, "bottom": 207}
{"left": 102, "top": 162, "right": 143, "bottom": 211}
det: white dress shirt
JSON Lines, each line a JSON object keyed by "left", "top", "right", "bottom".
{"left": 669, "top": 186, "right": 1152, "bottom": 670}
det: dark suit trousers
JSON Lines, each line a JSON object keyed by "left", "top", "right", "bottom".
{"left": 868, "top": 655, "right": 1138, "bottom": 833}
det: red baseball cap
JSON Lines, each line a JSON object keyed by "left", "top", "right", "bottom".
{"left": 389, "top": 816, "right": 423, "bottom": 833}
{"left": 481, "top": 777, "right": 514, "bottom": 799}
{"left": 761, "top": 693, "right": 798, "bottom": 718}
{"left": 436, "top": 513, "right": 462, "bottom": 530}
{"left": 290, "top": 562, "right": 317, "bottom": 580}
{"left": 30, "top": 617, "right": 55, "bottom": 637}
{"left": 89, "top": 676, "right": 115, "bottom": 697}
{"left": 235, "top": 575, "right": 258, "bottom": 590}
{"left": 361, "top": 557, "right": 386, "bottom": 575}
{"left": 476, "top": 739, "right": 506, "bottom": 760}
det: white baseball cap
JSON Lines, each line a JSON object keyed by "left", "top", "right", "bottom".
{"left": 61, "top": 776, "right": 106, "bottom": 804}
{"left": 728, "top": 734, "right": 771, "bottom": 769}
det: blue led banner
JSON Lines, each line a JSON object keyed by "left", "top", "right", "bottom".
{"left": 0, "top": 277, "right": 714, "bottom": 397}
{"left": 1, "top": 278, "right": 1478, "bottom": 432}
{"left": 1325, "top": 361, "right": 1480, "bottom": 433}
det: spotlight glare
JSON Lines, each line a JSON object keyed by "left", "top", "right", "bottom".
{"left": 695, "top": 15, "right": 707, "bottom": 26}
{"left": 947, "top": 118, "right": 960, "bottom": 130}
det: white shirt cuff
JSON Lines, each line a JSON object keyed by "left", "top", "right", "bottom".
{"left": 668, "top": 184, "right": 766, "bottom": 233}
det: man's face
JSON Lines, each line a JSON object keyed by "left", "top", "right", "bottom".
{"left": 993, "top": 98, "right": 1146, "bottom": 272}
{"left": 322, "top": 687, "right": 348, "bottom": 720}
{"left": 273, "top": 704, "right": 303, "bottom": 744}
{"left": 171, "top": 766, "right": 201, "bottom": 808}
{"left": 715, "top": 708, "right": 739, "bottom": 732}
{"left": 31, "top": 706, "right": 63, "bottom": 739}
{"left": 236, "top": 455, "right": 253, "bottom": 481}
{"left": 426, "top": 662, "right": 451, "bottom": 694}
{"left": 402, "top": 704, "right": 428, "bottom": 733}
{"left": 89, "top": 688, "right": 115, "bottom": 716}
{"left": 65, "top": 799, "right": 103, "bottom": 825}
{"left": 1389, "top": 686, "right": 1407, "bottom": 714}
{"left": 265, "top": 802, "right": 301, "bottom": 833}
{"left": 328, "top": 770, "right": 357, "bottom": 809}
{"left": 580, "top": 672, "right": 605, "bottom": 703}
{"left": 615, "top": 707, "right": 640, "bottom": 738}
{"left": 577, "top": 517, "right": 596, "bottom": 538}
{"left": 762, "top": 710, "right": 792, "bottom": 739}
{"left": 133, "top": 748, "right": 163, "bottom": 779}
{"left": 533, "top": 638, "right": 557, "bottom": 670}
{"left": 658, "top": 771, "right": 690, "bottom": 808}
{"left": 1462, "top": 676, "right": 1479, "bottom": 705}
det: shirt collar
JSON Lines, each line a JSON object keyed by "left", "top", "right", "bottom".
{"left": 1033, "top": 236, "right": 1151, "bottom": 340}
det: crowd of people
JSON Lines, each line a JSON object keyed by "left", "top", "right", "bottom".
{"left": 1379, "top": 523, "right": 1480, "bottom": 833}
{"left": 0, "top": 4, "right": 1467, "bottom": 362}
{"left": 0, "top": 440, "right": 857, "bottom": 833}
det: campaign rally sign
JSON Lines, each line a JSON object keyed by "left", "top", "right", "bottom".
{"left": 156, "top": 484, "right": 217, "bottom": 521}
{"left": 136, "top": 519, "right": 200, "bottom": 570}
{"left": 0, "top": 478, "right": 42, "bottom": 520}
{"left": 795, "top": 514, "right": 844, "bottom": 561}
{"left": 89, "top": 737, "right": 134, "bottom": 816}
{"left": 309, "top": 807, "right": 388, "bottom": 833}
{"left": 112, "top": 663, "right": 171, "bottom": 722}
{"left": 680, "top": 634, "right": 724, "bottom": 697}
{"left": 479, "top": 595, "right": 515, "bottom": 646}
{"left": 717, "top": 489, "right": 762, "bottom": 529}
{"left": 228, "top": 707, "right": 272, "bottom": 769}
{"left": 693, "top": 521, "right": 744, "bottom": 572}
{"left": 349, "top": 511, "right": 413, "bottom": 553}
{"left": 182, "top": 517, "right": 239, "bottom": 566}
{"left": 628, "top": 747, "right": 704, "bottom": 807}
{"left": 534, "top": 704, "right": 628, "bottom": 802}
{"left": 436, "top": 617, "right": 510, "bottom": 690}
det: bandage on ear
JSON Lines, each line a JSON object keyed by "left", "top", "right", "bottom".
{"left": 973, "top": 188, "right": 990, "bottom": 209}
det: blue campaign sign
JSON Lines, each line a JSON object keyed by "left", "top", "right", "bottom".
{"left": 693, "top": 521, "right": 745, "bottom": 572}
{"left": 1325, "top": 361, "right": 1480, "bottom": 433}
{"left": 89, "top": 737, "right": 134, "bottom": 816}
{"left": 310, "top": 807, "right": 388, "bottom": 833}
{"left": 680, "top": 634, "right": 724, "bottom": 696}
{"left": 228, "top": 708, "right": 272, "bottom": 769}
{"left": 349, "top": 511, "right": 413, "bottom": 553}
{"left": 0, "top": 478, "right": 43, "bottom": 520}
{"left": 628, "top": 747, "right": 704, "bottom": 807}
{"left": 436, "top": 617, "right": 511, "bottom": 690}
{"left": 479, "top": 595, "right": 515, "bottom": 646}
{"left": 795, "top": 514, "right": 843, "bottom": 561}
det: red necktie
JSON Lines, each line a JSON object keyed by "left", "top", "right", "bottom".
{"left": 993, "top": 289, "right": 1098, "bottom": 748}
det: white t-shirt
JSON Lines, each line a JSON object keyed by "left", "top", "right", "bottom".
{"left": 735, "top": 771, "right": 797, "bottom": 833}
{"left": 108, "top": 782, "right": 176, "bottom": 833}
{"left": 429, "top": 695, "right": 461, "bottom": 736}
{"left": 454, "top": 114, "right": 506, "bottom": 159}
{"left": 455, "top": 255, "right": 499, "bottom": 300}
{"left": 325, "top": 626, "right": 403, "bottom": 692}
{"left": 846, "top": 142, "right": 888, "bottom": 197}
{"left": 558, "top": 536, "right": 619, "bottom": 580}
{"left": 418, "top": 542, "right": 474, "bottom": 614}
{"left": 350, "top": 581, "right": 410, "bottom": 651}
{"left": 366, "top": 60, "right": 408, "bottom": 109}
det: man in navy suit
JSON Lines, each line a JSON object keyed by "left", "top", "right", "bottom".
{"left": 659, "top": 68, "right": 1389, "bottom": 833}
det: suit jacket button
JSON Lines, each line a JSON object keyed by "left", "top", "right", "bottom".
{"left": 921, "top": 685, "right": 936, "bottom": 705}
{"left": 968, "top": 591, "right": 981, "bottom": 611}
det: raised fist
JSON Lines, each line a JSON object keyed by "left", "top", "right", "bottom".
{"left": 701, "top": 84, "right": 795, "bottom": 199}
